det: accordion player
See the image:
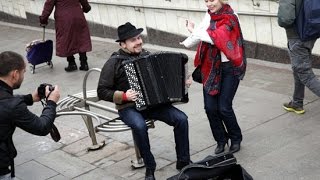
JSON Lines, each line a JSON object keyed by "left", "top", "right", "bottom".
{"left": 123, "top": 51, "right": 189, "bottom": 110}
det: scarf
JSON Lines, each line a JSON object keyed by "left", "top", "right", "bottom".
{"left": 194, "top": 4, "right": 246, "bottom": 95}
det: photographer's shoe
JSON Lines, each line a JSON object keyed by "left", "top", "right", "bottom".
{"left": 283, "top": 101, "right": 305, "bottom": 114}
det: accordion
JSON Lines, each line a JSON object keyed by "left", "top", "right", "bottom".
{"left": 123, "top": 52, "right": 189, "bottom": 110}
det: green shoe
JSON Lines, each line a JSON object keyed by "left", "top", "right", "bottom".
{"left": 283, "top": 101, "right": 305, "bottom": 114}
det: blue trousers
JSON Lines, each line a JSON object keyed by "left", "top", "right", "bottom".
{"left": 288, "top": 38, "right": 320, "bottom": 107}
{"left": 203, "top": 62, "right": 242, "bottom": 145}
{"left": 118, "top": 105, "right": 190, "bottom": 170}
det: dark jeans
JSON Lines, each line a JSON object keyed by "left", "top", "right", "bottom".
{"left": 203, "top": 62, "right": 242, "bottom": 145}
{"left": 118, "top": 105, "right": 190, "bottom": 170}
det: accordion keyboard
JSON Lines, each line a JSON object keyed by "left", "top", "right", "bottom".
{"left": 124, "top": 63, "right": 146, "bottom": 109}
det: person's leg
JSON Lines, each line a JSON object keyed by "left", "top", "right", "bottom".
{"left": 283, "top": 69, "right": 306, "bottom": 114}
{"left": 118, "top": 107, "right": 156, "bottom": 170}
{"left": 145, "top": 105, "right": 190, "bottom": 165}
{"left": 79, "top": 52, "right": 89, "bottom": 71}
{"left": 292, "top": 71, "right": 305, "bottom": 107}
{"left": 289, "top": 38, "right": 320, "bottom": 97}
{"left": 218, "top": 63, "right": 242, "bottom": 151}
{"left": 65, "top": 55, "right": 77, "bottom": 72}
{"left": 203, "top": 89, "right": 228, "bottom": 154}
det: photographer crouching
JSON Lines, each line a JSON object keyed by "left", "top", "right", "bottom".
{"left": 0, "top": 51, "right": 60, "bottom": 179}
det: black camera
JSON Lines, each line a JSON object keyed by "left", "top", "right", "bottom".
{"left": 38, "top": 83, "right": 54, "bottom": 99}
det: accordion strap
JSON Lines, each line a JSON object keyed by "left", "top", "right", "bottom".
{"left": 110, "top": 54, "right": 135, "bottom": 61}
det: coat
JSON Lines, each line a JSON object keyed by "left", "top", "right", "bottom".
{"left": 97, "top": 49, "right": 150, "bottom": 109}
{"left": 0, "top": 80, "right": 57, "bottom": 176}
{"left": 40, "top": 0, "right": 92, "bottom": 57}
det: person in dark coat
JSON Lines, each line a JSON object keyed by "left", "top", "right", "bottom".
{"left": 0, "top": 51, "right": 60, "bottom": 179}
{"left": 97, "top": 22, "right": 191, "bottom": 180}
{"left": 39, "top": 0, "right": 92, "bottom": 72}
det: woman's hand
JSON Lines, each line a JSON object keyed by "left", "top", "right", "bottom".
{"left": 185, "top": 75, "right": 192, "bottom": 88}
{"left": 186, "top": 20, "right": 195, "bottom": 33}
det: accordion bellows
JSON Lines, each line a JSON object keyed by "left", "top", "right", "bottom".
{"left": 123, "top": 52, "right": 189, "bottom": 110}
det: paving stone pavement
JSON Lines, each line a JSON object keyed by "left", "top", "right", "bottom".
{"left": 1, "top": 21, "right": 320, "bottom": 180}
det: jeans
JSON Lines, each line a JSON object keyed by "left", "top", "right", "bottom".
{"left": 203, "top": 62, "right": 242, "bottom": 145}
{"left": 287, "top": 38, "right": 320, "bottom": 107}
{"left": 118, "top": 105, "right": 190, "bottom": 170}
{"left": 0, "top": 174, "right": 12, "bottom": 180}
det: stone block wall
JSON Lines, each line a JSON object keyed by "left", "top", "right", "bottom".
{"left": 0, "top": 0, "right": 319, "bottom": 66}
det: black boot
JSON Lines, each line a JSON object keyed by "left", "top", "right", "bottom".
{"left": 214, "top": 144, "right": 225, "bottom": 154}
{"left": 79, "top": 52, "right": 89, "bottom": 71}
{"left": 229, "top": 143, "right": 241, "bottom": 153}
{"left": 145, "top": 168, "right": 155, "bottom": 180}
{"left": 65, "top": 56, "right": 77, "bottom": 72}
{"left": 176, "top": 160, "right": 192, "bottom": 170}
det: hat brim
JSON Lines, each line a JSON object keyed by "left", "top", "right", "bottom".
{"left": 115, "top": 28, "right": 143, "bottom": 42}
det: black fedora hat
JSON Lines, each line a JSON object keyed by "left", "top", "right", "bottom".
{"left": 116, "top": 22, "right": 143, "bottom": 42}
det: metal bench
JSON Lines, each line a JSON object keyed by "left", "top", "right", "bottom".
{"left": 56, "top": 68, "right": 155, "bottom": 168}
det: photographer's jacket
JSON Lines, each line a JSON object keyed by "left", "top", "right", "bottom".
{"left": 97, "top": 49, "right": 149, "bottom": 109}
{"left": 0, "top": 80, "right": 57, "bottom": 176}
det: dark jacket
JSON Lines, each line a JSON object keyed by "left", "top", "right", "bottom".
{"left": 277, "top": 0, "right": 303, "bottom": 38}
{"left": 0, "top": 80, "right": 57, "bottom": 176}
{"left": 40, "top": 0, "right": 92, "bottom": 57}
{"left": 97, "top": 49, "right": 150, "bottom": 109}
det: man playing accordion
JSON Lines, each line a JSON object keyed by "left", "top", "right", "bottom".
{"left": 97, "top": 22, "right": 191, "bottom": 180}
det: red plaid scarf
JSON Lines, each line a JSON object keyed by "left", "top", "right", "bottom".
{"left": 194, "top": 4, "right": 246, "bottom": 95}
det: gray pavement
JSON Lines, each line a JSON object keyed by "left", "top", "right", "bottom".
{"left": 1, "top": 21, "right": 320, "bottom": 180}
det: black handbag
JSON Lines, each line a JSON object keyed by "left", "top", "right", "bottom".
{"left": 167, "top": 153, "right": 253, "bottom": 180}
{"left": 192, "top": 66, "right": 202, "bottom": 83}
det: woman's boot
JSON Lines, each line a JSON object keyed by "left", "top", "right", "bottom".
{"left": 65, "top": 56, "right": 77, "bottom": 72}
{"left": 79, "top": 52, "right": 89, "bottom": 71}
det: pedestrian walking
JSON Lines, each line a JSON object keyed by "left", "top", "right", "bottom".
{"left": 278, "top": 0, "right": 320, "bottom": 114}
{"left": 40, "top": 0, "right": 92, "bottom": 72}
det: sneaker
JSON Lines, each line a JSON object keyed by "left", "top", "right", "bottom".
{"left": 283, "top": 101, "right": 305, "bottom": 114}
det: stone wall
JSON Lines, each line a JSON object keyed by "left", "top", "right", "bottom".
{"left": 0, "top": 0, "right": 319, "bottom": 67}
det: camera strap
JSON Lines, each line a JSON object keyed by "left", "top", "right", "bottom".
{"left": 40, "top": 91, "right": 52, "bottom": 107}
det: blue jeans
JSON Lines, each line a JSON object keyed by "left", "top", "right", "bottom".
{"left": 118, "top": 105, "right": 190, "bottom": 170}
{"left": 203, "top": 62, "right": 242, "bottom": 145}
{"left": 288, "top": 38, "right": 320, "bottom": 107}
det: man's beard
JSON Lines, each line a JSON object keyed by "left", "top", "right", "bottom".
{"left": 132, "top": 45, "right": 142, "bottom": 54}
{"left": 12, "top": 81, "right": 21, "bottom": 89}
